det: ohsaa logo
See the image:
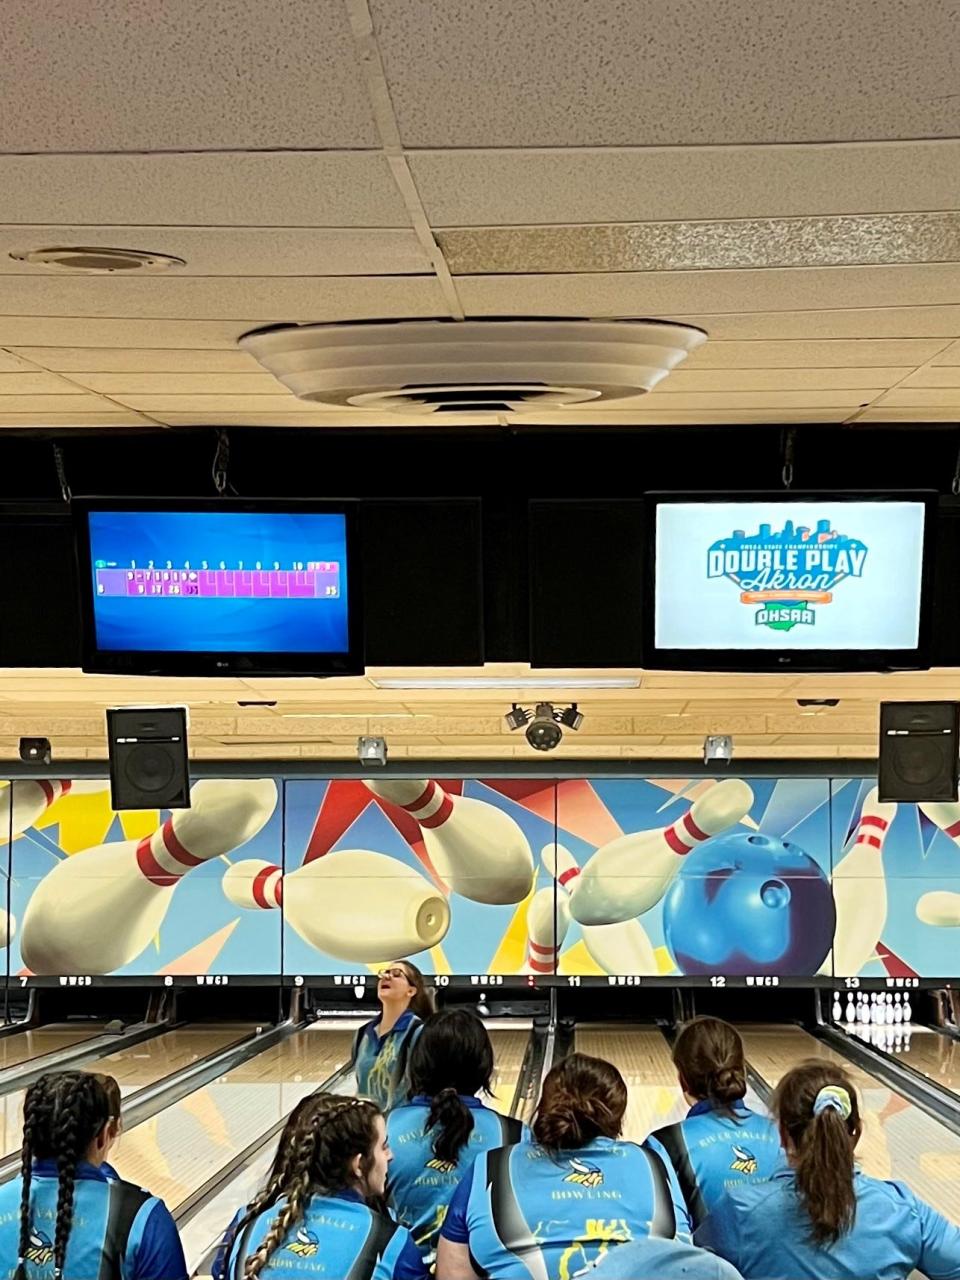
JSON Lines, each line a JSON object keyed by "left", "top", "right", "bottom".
{"left": 708, "top": 519, "right": 867, "bottom": 633}
{"left": 564, "top": 1158, "right": 604, "bottom": 1188}
{"left": 287, "top": 1228, "right": 319, "bottom": 1258}
{"left": 426, "top": 1156, "right": 457, "bottom": 1174}
{"left": 729, "top": 1144, "right": 758, "bottom": 1175}
{"left": 26, "top": 1230, "right": 54, "bottom": 1265}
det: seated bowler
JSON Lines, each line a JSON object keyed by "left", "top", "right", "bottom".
{"left": 388, "top": 1010, "right": 529, "bottom": 1267}
{"left": 643, "top": 1017, "right": 781, "bottom": 1235}
{"left": 436, "top": 1053, "right": 691, "bottom": 1280}
{"left": 703, "top": 1060, "right": 960, "bottom": 1280}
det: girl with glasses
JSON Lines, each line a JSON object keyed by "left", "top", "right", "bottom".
{"left": 353, "top": 961, "right": 435, "bottom": 1111}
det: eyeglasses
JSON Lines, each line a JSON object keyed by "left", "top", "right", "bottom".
{"left": 377, "top": 967, "right": 409, "bottom": 980}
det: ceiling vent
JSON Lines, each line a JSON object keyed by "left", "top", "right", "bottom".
{"left": 239, "top": 318, "right": 707, "bottom": 413}
{"left": 8, "top": 246, "right": 185, "bottom": 273}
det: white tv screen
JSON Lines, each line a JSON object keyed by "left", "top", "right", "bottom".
{"left": 654, "top": 498, "right": 928, "bottom": 652}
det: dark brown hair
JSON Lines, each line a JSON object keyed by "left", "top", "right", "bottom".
{"left": 773, "top": 1060, "right": 862, "bottom": 1245}
{"left": 673, "top": 1017, "right": 747, "bottom": 1114}
{"left": 232, "top": 1093, "right": 383, "bottom": 1279}
{"left": 16, "top": 1072, "right": 111, "bottom": 1280}
{"left": 533, "top": 1053, "right": 627, "bottom": 1151}
{"left": 391, "top": 960, "right": 435, "bottom": 1021}
{"left": 91, "top": 1073, "right": 122, "bottom": 1122}
{"left": 410, "top": 1010, "right": 495, "bottom": 1165}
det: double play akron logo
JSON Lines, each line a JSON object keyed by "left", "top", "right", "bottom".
{"left": 707, "top": 518, "right": 868, "bottom": 632}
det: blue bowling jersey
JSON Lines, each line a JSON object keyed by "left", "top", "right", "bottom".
{"left": 354, "top": 1012, "right": 422, "bottom": 1111}
{"left": 387, "top": 1095, "right": 529, "bottom": 1262}
{"left": 220, "top": 1188, "right": 426, "bottom": 1280}
{"left": 441, "top": 1137, "right": 693, "bottom": 1279}
{"left": 644, "top": 1100, "right": 781, "bottom": 1231}
{"left": 0, "top": 1159, "right": 186, "bottom": 1280}
{"left": 703, "top": 1167, "right": 960, "bottom": 1280}
{"left": 581, "top": 1234, "right": 744, "bottom": 1279}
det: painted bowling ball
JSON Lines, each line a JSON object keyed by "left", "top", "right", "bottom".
{"left": 662, "top": 831, "right": 835, "bottom": 976}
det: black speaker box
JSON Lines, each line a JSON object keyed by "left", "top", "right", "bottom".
{"left": 878, "top": 701, "right": 960, "bottom": 803}
{"left": 107, "top": 707, "right": 190, "bottom": 811}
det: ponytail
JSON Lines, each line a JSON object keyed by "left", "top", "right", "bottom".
{"left": 774, "top": 1062, "right": 861, "bottom": 1244}
{"left": 409, "top": 1011, "right": 494, "bottom": 1165}
{"left": 15, "top": 1073, "right": 110, "bottom": 1280}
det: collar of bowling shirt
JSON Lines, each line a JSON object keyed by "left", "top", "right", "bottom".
{"left": 367, "top": 1009, "right": 417, "bottom": 1046}
{"left": 410, "top": 1094, "right": 484, "bottom": 1109}
{"left": 32, "top": 1159, "right": 108, "bottom": 1181}
{"left": 687, "top": 1099, "right": 751, "bottom": 1118}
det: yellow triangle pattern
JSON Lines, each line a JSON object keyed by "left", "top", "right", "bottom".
{"left": 36, "top": 789, "right": 159, "bottom": 854}
{"left": 488, "top": 887, "right": 536, "bottom": 975}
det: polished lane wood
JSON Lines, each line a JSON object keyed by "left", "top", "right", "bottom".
{"left": 0, "top": 1023, "right": 255, "bottom": 1159}
{"left": 0, "top": 1023, "right": 106, "bottom": 1070}
{"left": 111, "top": 1028, "right": 356, "bottom": 1210}
{"left": 576, "top": 1026, "right": 687, "bottom": 1141}
{"left": 738, "top": 1023, "right": 960, "bottom": 1223}
{"left": 486, "top": 1024, "right": 534, "bottom": 1119}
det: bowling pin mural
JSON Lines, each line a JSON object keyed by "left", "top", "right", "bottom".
{"left": 556, "top": 778, "right": 754, "bottom": 926}
{"left": 523, "top": 887, "right": 570, "bottom": 975}
{"left": 830, "top": 787, "right": 897, "bottom": 976}
{"left": 363, "top": 778, "right": 535, "bottom": 905}
{"left": 542, "top": 844, "right": 659, "bottom": 975}
{"left": 916, "top": 891, "right": 960, "bottom": 927}
{"left": 0, "top": 780, "right": 110, "bottom": 842}
{"left": 20, "top": 779, "right": 277, "bottom": 975}
{"left": 223, "top": 851, "right": 450, "bottom": 964}
{"left": 0, "top": 907, "right": 15, "bottom": 949}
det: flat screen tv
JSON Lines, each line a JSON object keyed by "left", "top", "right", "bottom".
{"left": 75, "top": 498, "right": 362, "bottom": 676}
{"left": 645, "top": 491, "right": 936, "bottom": 672}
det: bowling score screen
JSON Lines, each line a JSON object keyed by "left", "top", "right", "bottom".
{"left": 82, "top": 507, "right": 352, "bottom": 660}
{"left": 653, "top": 496, "right": 928, "bottom": 656}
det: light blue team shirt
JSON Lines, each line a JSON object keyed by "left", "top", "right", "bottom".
{"left": 387, "top": 1095, "right": 528, "bottom": 1263}
{"left": 353, "top": 1011, "right": 422, "bottom": 1111}
{"left": 441, "top": 1136, "right": 693, "bottom": 1280}
{"left": 703, "top": 1167, "right": 960, "bottom": 1280}
{"left": 219, "top": 1188, "right": 426, "bottom": 1280}
{"left": 644, "top": 1100, "right": 782, "bottom": 1232}
{"left": 583, "top": 1234, "right": 744, "bottom": 1279}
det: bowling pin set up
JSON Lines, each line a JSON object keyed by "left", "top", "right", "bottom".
{"left": 833, "top": 989, "right": 913, "bottom": 1027}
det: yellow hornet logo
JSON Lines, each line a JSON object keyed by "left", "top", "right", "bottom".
{"left": 730, "top": 1144, "right": 758, "bottom": 1174}
{"left": 564, "top": 1158, "right": 604, "bottom": 1188}
{"left": 558, "top": 1219, "right": 632, "bottom": 1280}
{"left": 426, "top": 1156, "right": 457, "bottom": 1173}
{"left": 26, "top": 1231, "right": 54, "bottom": 1265}
{"left": 287, "top": 1228, "right": 319, "bottom": 1257}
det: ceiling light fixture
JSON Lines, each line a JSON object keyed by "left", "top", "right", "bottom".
{"left": 506, "top": 703, "right": 583, "bottom": 752}
{"left": 9, "top": 246, "right": 185, "bottom": 273}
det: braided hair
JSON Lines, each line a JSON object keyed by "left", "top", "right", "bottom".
{"left": 230, "top": 1094, "right": 383, "bottom": 1280}
{"left": 15, "top": 1072, "right": 111, "bottom": 1280}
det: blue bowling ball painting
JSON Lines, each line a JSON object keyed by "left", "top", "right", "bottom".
{"left": 663, "top": 831, "right": 836, "bottom": 975}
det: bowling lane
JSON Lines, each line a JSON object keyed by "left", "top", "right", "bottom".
{"left": 859, "top": 1024, "right": 960, "bottom": 1098}
{"left": 576, "top": 1025, "right": 688, "bottom": 1140}
{"left": 0, "top": 1023, "right": 255, "bottom": 1159}
{"left": 739, "top": 1024, "right": 960, "bottom": 1222}
{"left": 486, "top": 1022, "right": 534, "bottom": 1117}
{"left": 111, "top": 1026, "right": 355, "bottom": 1211}
{"left": 0, "top": 1022, "right": 107, "bottom": 1070}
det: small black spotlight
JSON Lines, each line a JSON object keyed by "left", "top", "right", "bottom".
{"left": 526, "top": 702, "right": 563, "bottom": 752}
{"left": 19, "top": 737, "right": 52, "bottom": 765}
{"left": 504, "top": 704, "right": 531, "bottom": 732}
{"left": 558, "top": 704, "right": 583, "bottom": 731}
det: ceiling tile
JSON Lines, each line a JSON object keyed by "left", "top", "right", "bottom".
{"left": 933, "top": 342, "right": 960, "bottom": 365}
{"left": 372, "top": 0, "right": 960, "bottom": 147}
{"left": 0, "top": 276, "right": 449, "bottom": 321}
{"left": 0, "top": 318, "right": 263, "bottom": 348}
{"left": 12, "top": 348, "right": 262, "bottom": 373}
{"left": 458, "top": 264, "right": 960, "bottom": 319}
{"left": 0, "top": 393, "right": 119, "bottom": 412}
{"left": 1, "top": 0, "right": 378, "bottom": 151}
{"left": 0, "top": 350, "right": 32, "bottom": 372}
{"left": 876, "top": 387, "right": 960, "bottom": 407}
{"left": 69, "top": 373, "right": 286, "bottom": 395}
{"left": 110, "top": 393, "right": 301, "bottom": 412}
{"left": 440, "top": 213, "right": 960, "bottom": 274}
{"left": 685, "top": 339, "right": 951, "bottom": 368}
{"left": 0, "top": 227, "right": 431, "bottom": 277}
{"left": 0, "top": 153, "right": 408, "bottom": 227}
{"left": 660, "top": 367, "right": 908, "bottom": 391}
{"left": 666, "top": 307, "right": 960, "bottom": 341}
{"left": 622, "top": 391, "right": 869, "bottom": 409}
{"left": 0, "top": 372, "right": 75, "bottom": 394}
{"left": 411, "top": 141, "right": 960, "bottom": 226}
{"left": 857, "top": 407, "right": 960, "bottom": 421}
{"left": 508, "top": 408, "right": 850, "bottom": 425}
{"left": 0, "top": 412, "right": 155, "bottom": 427}
{"left": 900, "top": 366, "right": 960, "bottom": 388}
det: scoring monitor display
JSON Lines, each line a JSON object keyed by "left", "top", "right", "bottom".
{"left": 654, "top": 497, "right": 928, "bottom": 653}
{"left": 86, "top": 508, "right": 351, "bottom": 656}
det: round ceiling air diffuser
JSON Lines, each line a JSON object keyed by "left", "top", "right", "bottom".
{"left": 8, "top": 246, "right": 185, "bottom": 272}
{"left": 238, "top": 318, "right": 707, "bottom": 412}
